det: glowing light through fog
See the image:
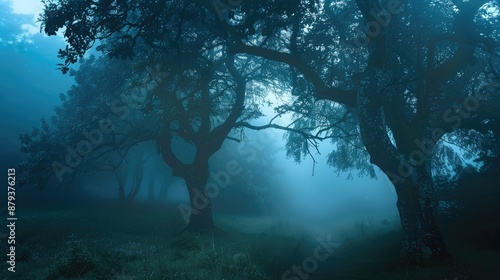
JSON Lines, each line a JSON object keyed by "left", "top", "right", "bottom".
{"left": 8, "top": 0, "right": 43, "bottom": 15}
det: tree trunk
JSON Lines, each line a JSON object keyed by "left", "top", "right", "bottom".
{"left": 394, "top": 176, "right": 449, "bottom": 264}
{"left": 183, "top": 172, "right": 217, "bottom": 231}
{"left": 356, "top": 70, "right": 449, "bottom": 265}
{"left": 148, "top": 174, "right": 156, "bottom": 202}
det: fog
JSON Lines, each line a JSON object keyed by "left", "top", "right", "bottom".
{"left": 71, "top": 130, "right": 399, "bottom": 233}
{"left": 2, "top": 1, "right": 499, "bottom": 279}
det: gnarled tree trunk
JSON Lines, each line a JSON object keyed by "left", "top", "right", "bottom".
{"left": 157, "top": 55, "right": 245, "bottom": 232}
{"left": 357, "top": 70, "right": 449, "bottom": 264}
{"left": 394, "top": 171, "right": 449, "bottom": 263}
{"left": 183, "top": 170, "right": 216, "bottom": 230}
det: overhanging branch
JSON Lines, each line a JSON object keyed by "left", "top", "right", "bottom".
{"left": 234, "top": 121, "right": 331, "bottom": 141}
{"left": 233, "top": 41, "right": 357, "bottom": 107}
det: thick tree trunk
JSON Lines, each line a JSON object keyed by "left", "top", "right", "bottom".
{"left": 156, "top": 56, "right": 244, "bottom": 233}
{"left": 184, "top": 164, "right": 218, "bottom": 231}
{"left": 158, "top": 136, "right": 220, "bottom": 232}
{"left": 394, "top": 177, "right": 449, "bottom": 263}
{"left": 183, "top": 172, "right": 218, "bottom": 231}
{"left": 357, "top": 70, "right": 449, "bottom": 265}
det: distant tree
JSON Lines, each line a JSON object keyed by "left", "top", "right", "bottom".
{"left": 19, "top": 56, "right": 138, "bottom": 188}
{"left": 113, "top": 148, "right": 151, "bottom": 203}
{"left": 222, "top": 0, "right": 500, "bottom": 263}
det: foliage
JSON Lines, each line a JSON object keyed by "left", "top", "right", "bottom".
{"left": 281, "top": 99, "right": 376, "bottom": 178}
{"left": 48, "top": 235, "right": 133, "bottom": 280}
{"left": 18, "top": 55, "right": 139, "bottom": 188}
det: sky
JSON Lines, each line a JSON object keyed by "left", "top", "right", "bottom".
{"left": 5, "top": 0, "right": 44, "bottom": 41}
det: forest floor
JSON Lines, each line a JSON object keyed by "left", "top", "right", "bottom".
{"left": 2, "top": 199, "right": 500, "bottom": 280}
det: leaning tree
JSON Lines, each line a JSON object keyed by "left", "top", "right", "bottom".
{"left": 214, "top": 0, "right": 500, "bottom": 263}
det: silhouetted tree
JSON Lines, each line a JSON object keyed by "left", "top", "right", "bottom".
{"left": 221, "top": 0, "right": 500, "bottom": 263}
{"left": 27, "top": 0, "right": 282, "bottom": 231}
{"left": 37, "top": 0, "right": 500, "bottom": 264}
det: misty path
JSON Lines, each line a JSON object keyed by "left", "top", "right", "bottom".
{"left": 215, "top": 212, "right": 400, "bottom": 240}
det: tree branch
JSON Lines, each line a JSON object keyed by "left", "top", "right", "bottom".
{"left": 233, "top": 41, "right": 357, "bottom": 107}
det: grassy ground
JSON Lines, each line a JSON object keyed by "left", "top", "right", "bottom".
{"left": 1, "top": 200, "right": 499, "bottom": 280}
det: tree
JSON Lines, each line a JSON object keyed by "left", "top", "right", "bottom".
{"left": 30, "top": 0, "right": 283, "bottom": 231}
{"left": 220, "top": 0, "right": 500, "bottom": 263}
{"left": 113, "top": 148, "right": 150, "bottom": 203}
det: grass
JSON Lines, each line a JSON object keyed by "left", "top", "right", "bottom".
{"left": 2, "top": 199, "right": 499, "bottom": 279}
